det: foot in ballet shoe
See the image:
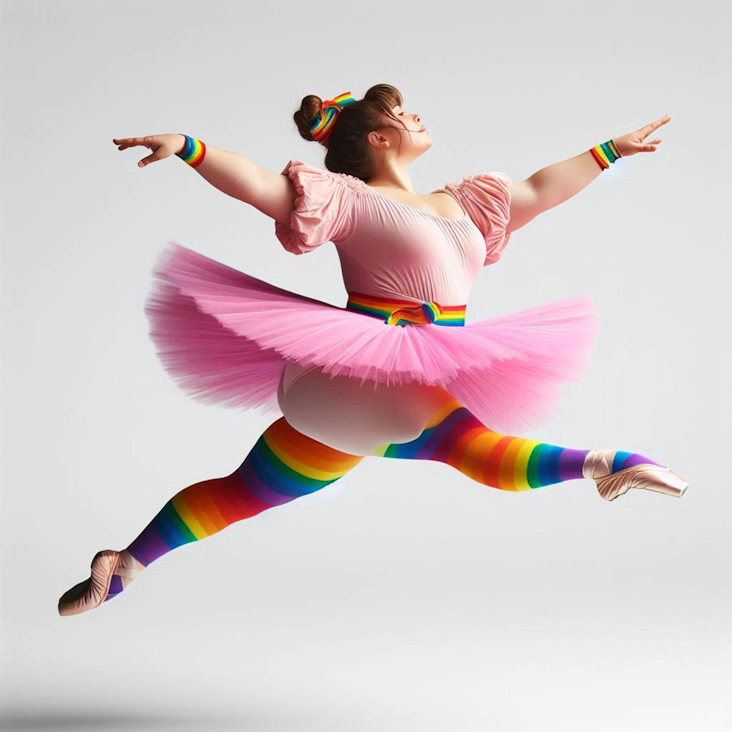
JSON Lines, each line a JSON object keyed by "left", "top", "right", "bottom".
{"left": 582, "top": 449, "right": 689, "bottom": 502}
{"left": 58, "top": 549, "right": 144, "bottom": 617}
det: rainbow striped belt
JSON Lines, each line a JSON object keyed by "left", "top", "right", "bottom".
{"left": 346, "top": 292, "right": 466, "bottom": 326}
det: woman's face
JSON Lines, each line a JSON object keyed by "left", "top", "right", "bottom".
{"left": 371, "top": 103, "right": 433, "bottom": 161}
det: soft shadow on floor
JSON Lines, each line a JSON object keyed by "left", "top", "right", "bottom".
{"left": 0, "top": 710, "right": 258, "bottom": 731}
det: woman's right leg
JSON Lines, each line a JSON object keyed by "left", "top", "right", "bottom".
{"left": 58, "top": 413, "right": 364, "bottom": 616}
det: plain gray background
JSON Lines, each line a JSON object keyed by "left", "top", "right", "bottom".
{"left": 1, "top": 1, "right": 729, "bottom": 730}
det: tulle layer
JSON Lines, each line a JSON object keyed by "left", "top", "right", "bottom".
{"left": 144, "top": 242, "right": 602, "bottom": 433}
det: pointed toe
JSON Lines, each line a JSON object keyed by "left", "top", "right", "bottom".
{"left": 58, "top": 550, "right": 120, "bottom": 617}
{"left": 597, "top": 464, "right": 689, "bottom": 502}
{"left": 582, "top": 449, "right": 689, "bottom": 502}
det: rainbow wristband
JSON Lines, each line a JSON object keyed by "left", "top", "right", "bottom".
{"left": 590, "top": 139, "right": 621, "bottom": 170}
{"left": 176, "top": 135, "right": 207, "bottom": 168}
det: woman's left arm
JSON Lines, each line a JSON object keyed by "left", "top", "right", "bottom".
{"left": 506, "top": 114, "right": 671, "bottom": 233}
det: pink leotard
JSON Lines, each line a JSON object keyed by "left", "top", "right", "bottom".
{"left": 275, "top": 159, "right": 513, "bottom": 306}
{"left": 273, "top": 159, "right": 514, "bottom": 434}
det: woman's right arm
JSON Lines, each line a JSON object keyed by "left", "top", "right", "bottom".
{"left": 112, "top": 133, "right": 296, "bottom": 226}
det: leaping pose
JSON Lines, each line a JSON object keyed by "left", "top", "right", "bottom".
{"left": 58, "top": 83, "right": 687, "bottom": 617}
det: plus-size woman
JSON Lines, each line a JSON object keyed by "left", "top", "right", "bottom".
{"left": 58, "top": 83, "right": 688, "bottom": 617}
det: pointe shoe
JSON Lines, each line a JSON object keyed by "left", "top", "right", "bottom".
{"left": 58, "top": 549, "right": 141, "bottom": 617}
{"left": 582, "top": 449, "right": 689, "bottom": 502}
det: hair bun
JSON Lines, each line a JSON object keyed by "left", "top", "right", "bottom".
{"left": 293, "top": 95, "right": 325, "bottom": 143}
{"left": 289, "top": 83, "right": 403, "bottom": 178}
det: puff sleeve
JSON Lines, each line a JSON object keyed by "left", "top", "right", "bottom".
{"left": 445, "top": 172, "right": 513, "bottom": 266}
{"left": 274, "top": 160, "right": 356, "bottom": 255}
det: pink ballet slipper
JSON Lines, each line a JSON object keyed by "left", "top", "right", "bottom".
{"left": 582, "top": 449, "right": 689, "bottom": 502}
{"left": 58, "top": 550, "right": 141, "bottom": 617}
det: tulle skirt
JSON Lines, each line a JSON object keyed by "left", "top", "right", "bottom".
{"left": 144, "top": 242, "right": 601, "bottom": 434}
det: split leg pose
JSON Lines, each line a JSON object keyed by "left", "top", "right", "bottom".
{"left": 59, "top": 85, "right": 689, "bottom": 617}
{"left": 58, "top": 366, "right": 686, "bottom": 616}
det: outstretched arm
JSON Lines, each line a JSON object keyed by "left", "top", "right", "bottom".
{"left": 506, "top": 114, "right": 671, "bottom": 233}
{"left": 112, "top": 133, "right": 298, "bottom": 226}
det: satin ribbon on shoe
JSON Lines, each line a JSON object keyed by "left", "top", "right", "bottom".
{"left": 346, "top": 292, "right": 467, "bottom": 326}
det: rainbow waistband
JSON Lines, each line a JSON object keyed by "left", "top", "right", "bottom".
{"left": 346, "top": 292, "right": 467, "bottom": 326}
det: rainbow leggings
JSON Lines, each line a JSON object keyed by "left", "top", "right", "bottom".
{"left": 113, "top": 396, "right": 659, "bottom": 602}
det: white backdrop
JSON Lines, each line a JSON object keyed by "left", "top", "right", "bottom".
{"left": 1, "top": 1, "right": 729, "bottom": 730}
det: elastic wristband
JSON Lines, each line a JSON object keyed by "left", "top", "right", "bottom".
{"left": 176, "top": 135, "right": 207, "bottom": 168}
{"left": 590, "top": 139, "right": 621, "bottom": 171}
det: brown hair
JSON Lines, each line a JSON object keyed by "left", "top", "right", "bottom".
{"left": 293, "top": 83, "right": 407, "bottom": 182}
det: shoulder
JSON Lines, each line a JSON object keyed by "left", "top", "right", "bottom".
{"left": 444, "top": 172, "right": 514, "bottom": 266}
{"left": 281, "top": 159, "right": 364, "bottom": 195}
{"left": 444, "top": 171, "right": 513, "bottom": 203}
{"left": 444, "top": 171, "right": 512, "bottom": 222}
{"left": 275, "top": 160, "right": 361, "bottom": 255}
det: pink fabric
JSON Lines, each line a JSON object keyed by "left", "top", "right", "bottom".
{"left": 145, "top": 160, "right": 601, "bottom": 435}
{"left": 276, "top": 160, "right": 512, "bottom": 304}
{"left": 444, "top": 172, "right": 513, "bottom": 265}
{"left": 275, "top": 161, "right": 356, "bottom": 254}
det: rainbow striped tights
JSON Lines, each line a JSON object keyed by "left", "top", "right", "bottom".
{"left": 112, "top": 397, "right": 660, "bottom": 602}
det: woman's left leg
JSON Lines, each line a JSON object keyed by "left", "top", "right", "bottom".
{"left": 279, "top": 367, "right": 687, "bottom": 501}
{"left": 368, "top": 390, "right": 688, "bottom": 501}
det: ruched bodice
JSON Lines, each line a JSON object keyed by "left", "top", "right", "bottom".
{"left": 274, "top": 160, "right": 514, "bottom": 306}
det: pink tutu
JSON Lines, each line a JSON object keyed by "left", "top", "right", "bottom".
{"left": 144, "top": 241, "right": 600, "bottom": 435}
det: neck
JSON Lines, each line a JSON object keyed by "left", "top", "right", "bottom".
{"left": 366, "top": 158, "right": 416, "bottom": 193}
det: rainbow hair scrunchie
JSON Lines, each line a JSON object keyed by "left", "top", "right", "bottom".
{"left": 310, "top": 92, "right": 358, "bottom": 146}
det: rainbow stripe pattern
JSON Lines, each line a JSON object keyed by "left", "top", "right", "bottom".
{"left": 176, "top": 135, "right": 207, "bottom": 168}
{"left": 371, "top": 399, "right": 659, "bottom": 491}
{"left": 310, "top": 92, "right": 357, "bottom": 145}
{"left": 106, "top": 399, "right": 667, "bottom": 604}
{"left": 346, "top": 292, "right": 467, "bottom": 327}
{"left": 124, "top": 417, "right": 363, "bottom": 570}
{"left": 590, "top": 139, "right": 621, "bottom": 170}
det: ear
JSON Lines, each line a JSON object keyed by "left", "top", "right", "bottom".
{"left": 366, "top": 130, "right": 389, "bottom": 149}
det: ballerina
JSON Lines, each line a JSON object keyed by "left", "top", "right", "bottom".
{"left": 58, "top": 83, "right": 687, "bottom": 617}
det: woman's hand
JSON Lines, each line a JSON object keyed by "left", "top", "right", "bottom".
{"left": 112, "top": 134, "right": 186, "bottom": 168}
{"left": 612, "top": 114, "right": 671, "bottom": 157}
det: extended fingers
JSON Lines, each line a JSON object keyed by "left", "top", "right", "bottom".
{"left": 649, "top": 113, "right": 671, "bottom": 131}
{"left": 639, "top": 114, "right": 671, "bottom": 139}
{"left": 112, "top": 135, "right": 161, "bottom": 166}
{"left": 113, "top": 137, "right": 137, "bottom": 150}
{"left": 138, "top": 149, "right": 163, "bottom": 167}
{"left": 635, "top": 140, "right": 662, "bottom": 152}
{"left": 112, "top": 136, "right": 153, "bottom": 151}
